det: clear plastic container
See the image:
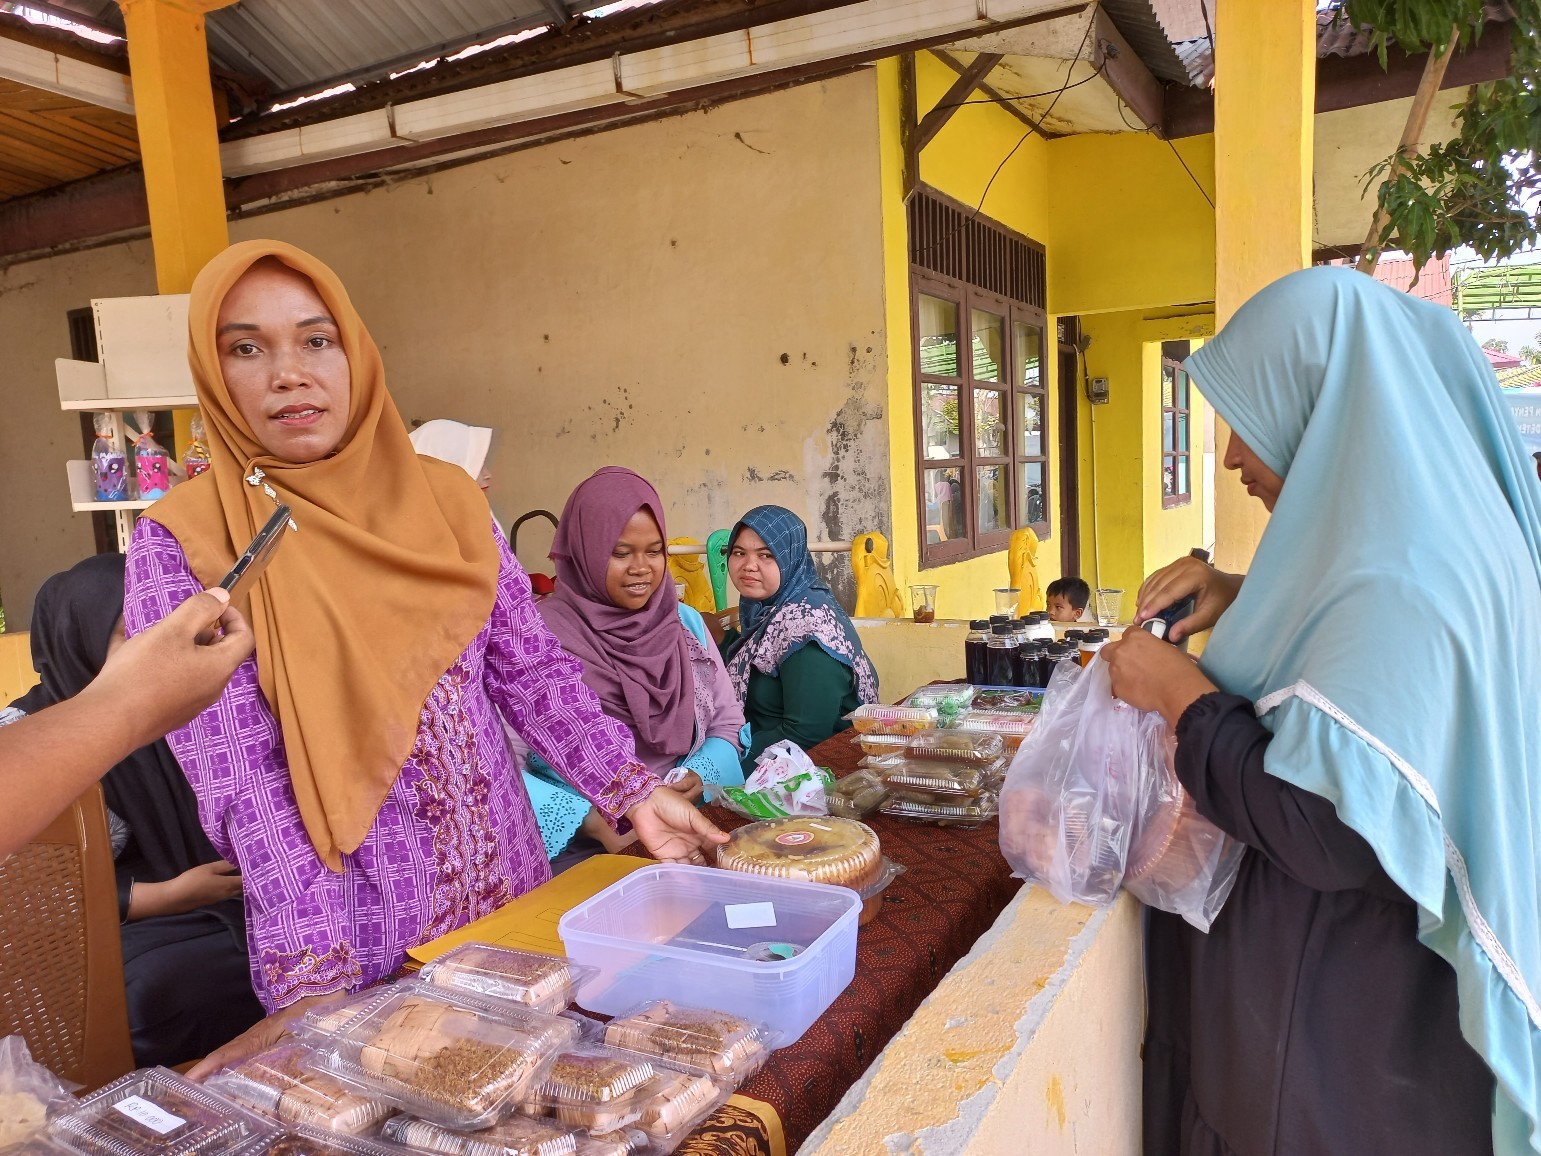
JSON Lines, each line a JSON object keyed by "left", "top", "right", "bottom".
{"left": 558, "top": 864, "right": 861, "bottom": 1044}
{"left": 825, "top": 770, "right": 887, "bottom": 819}
{"left": 420, "top": 945, "right": 593, "bottom": 1015}
{"left": 952, "top": 710, "right": 1038, "bottom": 752}
{"left": 574, "top": 1134, "right": 641, "bottom": 1156}
{"left": 601, "top": 1002, "right": 774, "bottom": 1083}
{"left": 208, "top": 1041, "right": 391, "bottom": 1135}
{"left": 902, "top": 684, "right": 976, "bottom": 724}
{"left": 844, "top": 705, "right": 938, "bottom": 736}
{"left": 968, "top": 688, "right": 1043, "bottom": 713}
{"left": 857, "top": 732, "right": 1004, "bottom": 766}
{"left": 48, "top": 1068, "right": 274, "bottom": 1156}
{"left": 382, "top": 1113, "right": 579, "bottom": 1156}
{"left": 521, "top": 1045, "right": 660, "bottom": 1133}
{"left": 626, "top": 1070, "right": 724, "bottom": 1152}
{"left": 869, "top": 761, "right": 991, "bottom": 797}
{"left": 242, "top": 1124, "right": 415, "bottom": 1155}
{"left": 310, "top": 985, "right": 580, "bottom": 1129}
{"left": 880, "top": 794, "right": 1000, "bottom": 828}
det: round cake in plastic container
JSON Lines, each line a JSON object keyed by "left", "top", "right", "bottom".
{"left": 716, "top": 817, "right": 887, "bottom": 923}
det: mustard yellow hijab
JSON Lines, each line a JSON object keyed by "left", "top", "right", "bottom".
{"left": 145, "top": 240, "right": 500, "bottom": 871}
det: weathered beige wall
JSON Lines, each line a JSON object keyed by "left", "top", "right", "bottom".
{"left": 0, "top": 242, "right": 157, "bottom": 630}
{"left": 802, "top": 891, "right": 1143, "bottom": 1155}
{"left": 0, "top": 72, "right": 891, "bottom": 622}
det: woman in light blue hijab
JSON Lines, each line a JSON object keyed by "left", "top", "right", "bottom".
{"left": 1104, "top": 265, "right": 1541, "bottom": 1156}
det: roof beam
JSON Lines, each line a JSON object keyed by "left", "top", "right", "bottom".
{"left": 1165, "top": 23, "right": 1512, "bottom": 139}
{"left": 537, "top": 0, "right": 571, "bottom": 27}
{"left": 930, "top": 47, "right": 1057, "bottom": 138}
{"left": 1092, "top": 8, "right": 1162, "bottom": 134}
{"left": 0, "top": 26, "right": 132, "bottom": 111}
{"left": 915, "top": 50, "right": 1003, "bottom": 151}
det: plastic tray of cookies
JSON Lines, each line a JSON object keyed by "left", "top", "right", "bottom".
{"left": 207, "top": 1042, "right": 392, "bottom": 1136}
{"left": 381, "top": 1112, "right": 580, "bottom": 1156}
{"left": 950, "top": 710, "right": 1037, "bottom": 751}
{"left": 48, "top": 1068, "right": 275, "bottom": 1156}
{"left": 856, "top": 731, "right": 1004, "bottom": 765}
{"left": 844, "top": 705, "right": 938, "bottom": 736}
{"left": 310, "top": 985, "right": 580, "bottom": 1130}
{"left": 863, "top": 759, "right": 993, "bottom": 797}
{"left": 879, "top": 794, "right": 1000, "bottom": 828}
{"left": 825, "top": 770, "right": 887, "bottom": 820}
{"left": 601, "top": 1002, "right": 775, "bottom": 1084}
{"left": 420, "top": 945, "right": 594, "bottom": 1015}
{"left": 240, "top": 1123, "right": 416, "bottom": 1155}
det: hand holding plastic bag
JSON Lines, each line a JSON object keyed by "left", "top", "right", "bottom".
{"left": 998, "top": 657, "right": 1243, "bottom": 931}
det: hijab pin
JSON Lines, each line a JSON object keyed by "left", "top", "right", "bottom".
{"left": 245, "top": 466, "right": 298, "bottom": 532}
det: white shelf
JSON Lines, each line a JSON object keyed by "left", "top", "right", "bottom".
{"left": 55, "top": 358, "right": 197, "bottom": 411}
{"left": 66, "top": 459, "right": 164, "bottom": 513}
{"left": 59, "top": 394, "right": 199, "bottom": 412}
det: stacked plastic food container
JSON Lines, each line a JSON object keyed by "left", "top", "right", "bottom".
{"left": 840, "top": 680, "right": 1055, "bottom": 828}
{"left": 37, "top": 942, "right": 782, "bottom": 1156}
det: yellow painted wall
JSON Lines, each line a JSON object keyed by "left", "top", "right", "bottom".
{"left": 0, "top": 632, "right": 39, "bottom": 705}
{"left": 1046, "top": 131, "right": 1217, "bottom": 317}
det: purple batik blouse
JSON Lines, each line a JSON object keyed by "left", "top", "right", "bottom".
{"left": 124, "top": 516, "right": 658, "bottom": 1012}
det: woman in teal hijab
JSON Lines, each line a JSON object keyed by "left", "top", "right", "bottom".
{"left": 1104, "top": 265, "right": 1541, "bottom": 1156}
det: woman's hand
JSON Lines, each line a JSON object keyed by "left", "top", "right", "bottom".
{"left": 1101, "top": 628, "right": 1217, "bottom": 728}
{"left": 185, "top": 994, "right": 319, "bottom": 1080}
{"left": 626, "top": 785, "right": 730, "bottom": 865}
{"left": 128, "top": 860, "right": 242, "bottom": 921}
{"left": 1132, "top": 556, "right": 1244, "bottom": 642}
{"left": 666, "top": 770, "right": 705, "bottom": 804}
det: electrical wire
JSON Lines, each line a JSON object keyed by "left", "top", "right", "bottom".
{"left": 1165, "top": 137, "right": 1215, "bottom": 209}
{"left": 926, "top": 65, "right": 1108, "bottom": 115}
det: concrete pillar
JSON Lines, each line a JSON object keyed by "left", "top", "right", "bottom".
{"left": 1210, "top": 0, "right": 1315, "bottom": 572}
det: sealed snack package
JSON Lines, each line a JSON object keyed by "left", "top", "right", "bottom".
{"left": 182, "top": 414, "right": 212, "bottom": 480}
{"left": 382, "top": 1112, "right": 578, "bottom": 1156}
{"left": 845, "top": 705, "right": 938, "bottom": 736}
{"left": 47, "top": 1067, "right": 273, "bottom": 1155}
{"left": 420, "top": 945, "right": 591, "bottom": 1015}
{"left": 825, "top": 770, "right": 887, "bottom": 819}
{"left": 207, "top": 1041, "right": 391, "bottom": 1134}
{"left": 521, "top": 1045, "right": 657, "bottom": 1131}
{"left": 951, "top": 711, "right": 1037, "bottom": 752}
{"left": 902, "top": 685, "right": 976, "bottom": 725}
{"left": 127, "top": 411, "right": 171, "bottom": 500}
{"left": 880, "top": 794, "right": 999, "bottom": 828}
{"left": 865, "top": 759, "right": 994, "bottom": 797}
{"left": 998, "top": 657, "right": 1242, "bottom": 929}
{"left": 969, "top": 688, "right": 1042, "bottom": 713}
{"left": 601, "top": 1002, "right": 774, "bottom": 1083}
{"left": 0, "top": 1036, "right": 77, "bottom": 1148}
{"left": 707, "top": 742, "right": 833, "bottom": 819}
{"left": 309, "top": 985, "right": 579, "bottom": 1129}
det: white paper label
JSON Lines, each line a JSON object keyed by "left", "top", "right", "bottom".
{"left": 724, "top": 901, "right": 777, "bottom": 930}
{"left": 113, "top": 1096, "right": 186, "bottom": 1135}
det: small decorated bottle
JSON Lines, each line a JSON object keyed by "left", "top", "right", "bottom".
{"left": 91, "top": 412, "right": 127, "bottom": 501}
{"left": 182, "top": 414, "right": 212, "bottom": 480}
{"left": 129, "top": 410, "right": 171, "bottom": 500}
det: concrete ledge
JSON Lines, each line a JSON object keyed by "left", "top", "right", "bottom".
{"left": 800, "top": 889, "right": 1143, "bottom": 1155}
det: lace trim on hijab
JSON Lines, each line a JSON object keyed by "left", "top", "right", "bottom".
{"left": 727, "top": 603, "right": 879, "bottom": 705}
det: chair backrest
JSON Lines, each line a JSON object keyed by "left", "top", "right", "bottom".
{"left": 0, "top": 785, "right": 133, "bottom": 1089}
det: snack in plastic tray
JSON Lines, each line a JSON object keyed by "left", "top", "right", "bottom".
{"left": 632, "top": 1071, "right": 721, "bottom": 1140}
{"left": 314, "top": 987, "right": 579, "bottom": 1129}
{"left": 523, "top": 1044, "right": 665, "bottom": 1132}
{"left": 845, "top": 705, "right": 938, "bottom": 736}
{"left": 902, "top": 684, "right": 977, "bottom": 723}
{"left": 208, "top": 1041, "right": 391, "bottom": 1136}
{"left": 867, "top": 760, "right": 991, "bottom": 797}
{"left": 858, "top": 731, "right": 1005, "bottom": 765}
{"left": 969, "top": 688, "right": 1043, "bottom": 712}
{"left": 578, "top": 1130, "right": 646, "bottom": 1156}
{"left": 880, "top": 794, "right": 1000, "bottom": 828}
{"left": 602, "top": 1002, "right": 772, "bottom": 1082}
{"left": 952, "top": 710, "right": 1037, "bottom": 751}
{"left": 825, "top": 770, "right": 887, "bottom": 820}
{"left": 420, "top": 945, "right": 588, "bottom": 1015}
{"left": 382, "top": 1113, "right": 578, "bottom": 1156}
{"left": 48, "top": 1067, "right": 271, "bottom": 1156}
{"left": 245, "top": 1124, "right": 414, "bottom": 1155}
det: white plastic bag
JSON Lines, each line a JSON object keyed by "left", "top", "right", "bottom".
{"left": 998, "top": 658, "right": 1243, "bottom": 931}
{"left": 706, "top": 741, "right": 833, "bottom": 819}
{"left": 0, "top": 1035, "right": 77, "bottom": 1146}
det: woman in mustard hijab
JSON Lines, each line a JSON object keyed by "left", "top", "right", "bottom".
{"left": 124, "top": 241, "right": 726, "bottom": 1071}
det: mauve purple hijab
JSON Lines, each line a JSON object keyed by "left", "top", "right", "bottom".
{"left": 538, "top": 467, "right": 696, "bottom": 760}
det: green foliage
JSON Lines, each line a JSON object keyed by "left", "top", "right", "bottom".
{"left": 1484, "top": 337, "right": 1511, "bottom": 352}
{"left": 1521, "top": 344, "right": 1541, "bottom": 365}
{"left": 1343, "top": 0, "right": 1541, "bottom": 268}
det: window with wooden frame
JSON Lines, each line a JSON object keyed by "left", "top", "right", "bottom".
{"left": 909, "top": 188, "right": 1048, "bottom": 567}
{"left": 1161, "top": 340, "right": 1193, "bottom": 507}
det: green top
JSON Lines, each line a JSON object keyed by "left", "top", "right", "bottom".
{"left": 737, "top": 641, "right": 861, "bottom": 766}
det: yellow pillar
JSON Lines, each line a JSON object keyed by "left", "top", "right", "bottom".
{"left": 117, "top": 0, "right": 235, "bottom": 454}
{"left": 1211, "top": 0, "right": 1315, "bottom": 573}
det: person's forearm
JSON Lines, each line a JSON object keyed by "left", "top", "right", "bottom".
{"left": 126, "top": 878, "right": 188, "bottom": 921}
{"left": 0, "top": 685, "right": 151, "bottom": 858}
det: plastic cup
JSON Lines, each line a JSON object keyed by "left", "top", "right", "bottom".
{"left": 1096, "top": 588, "right": 1124, "bottom": 627}
{"left": 994, "top": 587, "right": 1020, "bottom": 615}
{"left": 910, "top": 584, "right": 938, "bottom": 624}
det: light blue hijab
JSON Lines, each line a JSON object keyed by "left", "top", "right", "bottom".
{"left": 1186, "top": 266, "right": 1541, "bottom": 1154}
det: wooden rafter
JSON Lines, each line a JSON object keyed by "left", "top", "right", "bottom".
{"left": 914, "top": 50, "right": 1004, "bottom": 152}
{"left": 930, "top": 49, "right": 1058, "bottom": 140}
{"left": 1091, "top": 9, "right": 1162, "bottom": 135}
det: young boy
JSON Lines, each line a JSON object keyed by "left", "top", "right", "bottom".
{"left": 1046, "top": 576, "right": 1091, "bottom": 623}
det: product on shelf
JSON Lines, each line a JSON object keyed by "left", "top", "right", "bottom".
{"left": 844, "top": 705, "right": 938, "bottom": 736}
{"left": 208, "top": 1041, "right": 391, "bottom": 1135}
{"left": 602, "top": 1002, "right": 772, "bottom": 1082}
{"left": 90, "top": 413, "right": 127, "bottom": 502}
{"left": 420, "top": 945, "right": 586, "bottom": 1015}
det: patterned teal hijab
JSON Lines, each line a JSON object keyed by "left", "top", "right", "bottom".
{"left": 1187, "top": 266, "right": 1541, "bottom": 1155}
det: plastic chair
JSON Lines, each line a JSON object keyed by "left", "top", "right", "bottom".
{"left": 0, "top": 785, "right": 134, "bottom": 1089}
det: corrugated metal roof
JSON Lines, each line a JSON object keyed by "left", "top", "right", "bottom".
{"left": 1098, "top": 0, "right": 1193, "bottom": 85}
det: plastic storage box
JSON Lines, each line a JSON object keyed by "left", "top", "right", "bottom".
{"left": 558, "top": 864, "right": 860, "bottom": 1044}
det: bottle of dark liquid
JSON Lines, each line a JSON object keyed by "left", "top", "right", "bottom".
{"left": 1013, "top": 639, "right": 1042, "bottom": 688}
{"left": 987, "top": 623, "right": 1016, "bottom": 686}
{"left": 965, "top": 620, "right": 990, "bottom": 685}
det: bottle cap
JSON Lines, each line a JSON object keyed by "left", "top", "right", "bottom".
{"left": 969, "top": 619, "right": 989, "bottom": 629}
{"left": 991, "top": 623, "right": 1013, "bottom": 635}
